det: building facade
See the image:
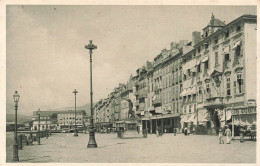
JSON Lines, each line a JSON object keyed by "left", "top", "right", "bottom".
{"left": 92, "top": 14, "right": 257, "bottom": 136}
{"left": 181, "top": 14, "right": 257, "bottom": 135}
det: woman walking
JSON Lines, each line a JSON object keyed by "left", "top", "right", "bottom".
{"left": 225, "top": 126, "right": 231, "bottom": 144}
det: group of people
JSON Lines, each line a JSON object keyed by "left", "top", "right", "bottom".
{"left": 218, "top": 126, "right": 232, "bottom": 144}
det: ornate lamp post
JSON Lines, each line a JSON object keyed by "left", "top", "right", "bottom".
{"left": 85, "top": 40, "right": 98, "bottom": 148}
{"left": 13, "top": 91, "right": 20, "bottom": 161}
{"left": 73, "top": 89, "right": 78, "bottom": 136}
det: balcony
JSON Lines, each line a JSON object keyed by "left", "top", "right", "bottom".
{"left": 135, "top": 101, "right": 139, "bottom": 106}
{"left": 204, "top": 96, "right": 224, "bottom": 108}
{"left": 152, "top": 98, "right": 162, "bottom": 106}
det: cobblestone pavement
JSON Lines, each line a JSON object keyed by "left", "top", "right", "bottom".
{"left": 6, "top": 132, "right": 256, "bottom": 163}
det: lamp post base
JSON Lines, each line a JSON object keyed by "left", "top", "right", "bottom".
{"left": 87, "top": 129, "right": 97, "bottom": 148}
{"left": 13, "top": 144, "right": 19, "bottom": 162}
{"left": 74, "top": 130, "right": 78, "bottom": 136}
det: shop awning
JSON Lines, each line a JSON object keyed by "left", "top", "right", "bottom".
{"left": 180, "top": 89, "right": 187, "bottom": 97}
{"left": 187, "top": 114, "right": 197, "bottom": 123}
{"left": 202, "top": 55, "right": 208, "bottom": 63}
{"left": 232, "top": 40, "right": 241, "bottom": 49}
{"left": 233, "top": 114, "right": 256, "bottom": 126}
{"left": 223, "top": 46, "right": 230, "bottom": 54}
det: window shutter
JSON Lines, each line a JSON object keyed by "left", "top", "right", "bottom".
{"left": 234, "top": 81, "right": 236, "bottom": 95}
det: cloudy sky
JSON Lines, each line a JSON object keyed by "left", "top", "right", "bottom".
{"left": 6, "top": 5, "right": 256, "bottom": 115}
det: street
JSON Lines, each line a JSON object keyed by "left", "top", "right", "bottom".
{"left": 6, "top": 132, "right": 256, "bottom": 163}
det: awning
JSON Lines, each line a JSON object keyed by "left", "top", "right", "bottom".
{"left": 190, "top": 86, "right": 197, "bottom": 95}
{"left": 202, "top": 55, "right": 208, "bottom": 63}
{"left": 223, "top": 46, "right": 230, "bottom": 54}
{"left": 232, "top": 40, "right": 241, "bottom": 49}
{"left": 191, "top": 67, "right": 197, "bottom": 73}
{"left": 187, "top": 114, "right": 196, "bottom": 123}
{"left": 183, "top": 59, "right": 196, "bottom": 73}
{"left": 226, "top": 110, "right": 232, "bottom": 121}
{"left": 155, "top": 107, "right": 163, "bottom": 114}
{"left": 233, "top": 114, "right": 256, "bottom": 126}
{"left": 180, "top": 89, "right": 187, "bottom": 97}
{"left": 186, "top": 87, "right": 192, "bottom": 96}
{"left": 198, "top": 110, "right": 210, "bottom": 122}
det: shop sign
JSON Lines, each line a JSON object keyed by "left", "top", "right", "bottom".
{"left": 231, "top": 107, "right": 256, "bottom": 115}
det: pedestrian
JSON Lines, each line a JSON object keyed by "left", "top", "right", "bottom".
{"left": 218, "top": 128, "right": 224, "bottom": 144}
{"left": 184, "top": 127, "right": 188, "bottom": 136}
{"left": 240, "top": 125, "right": 244, "bottom": 143}
{"left": 156, "top": 126, "right": 159, "bottom": 137}
{"left": 225, "top": 126, "right": 231, "bottom": 144}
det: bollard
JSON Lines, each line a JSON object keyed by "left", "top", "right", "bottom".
{"left": 28, "top": 135, "right": 33, "bottom": 145}
{"left": 18, "top": 134, "right": 23, "bottom": 150}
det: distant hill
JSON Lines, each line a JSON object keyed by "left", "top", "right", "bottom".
{"left": 6, "top": 114, "right": 32, "bottom": 123}
{"left": 49, "top": 103, "right": 92, "bottom": 116}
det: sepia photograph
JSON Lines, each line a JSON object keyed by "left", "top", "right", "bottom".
{"left": 1, "top": 2, "right": 258, "bottom": 165}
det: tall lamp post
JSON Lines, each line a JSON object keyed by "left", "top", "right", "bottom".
{"left": 13, "top": 91, "right": 20, "bottom": 161}
{"left": 46, "top": 117, "right": 48, "bottom": 139}
{"left": 73, "top": 89, "right": 78, "bottom": 136}
{"left": 85, "top": 40, "right": 98, "bottom": 148}
{"left": 38, "top": 112, "right": 40, "bottom": 145}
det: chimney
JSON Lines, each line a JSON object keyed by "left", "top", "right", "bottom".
{"left": 192, "top": 31, "right": 201, "bottom": 46}
{"left": 170, "top": 42, "right": 178, "bottom": 50}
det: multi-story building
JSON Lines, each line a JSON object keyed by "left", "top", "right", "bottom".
{"left": 32, "top": 110, "right": 59, "bottom": 131}
{"left": 92, "top": 14, "right": 256, "bottom": 136}
{"left": 57, "top": 110, "right": 86, "bottom": 129}
{"left": 181, "top": 14, "right": 257, "bottom": 135}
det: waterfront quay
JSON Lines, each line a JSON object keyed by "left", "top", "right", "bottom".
{"left": 6, "top": 132, "right": 256, "bottom": 163}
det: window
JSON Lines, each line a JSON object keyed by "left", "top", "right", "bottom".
{"left": 197, "top": 64, "right": 201, "bottom": 72}
{"left": 184, "top": 106, "right": 187, "bottom": 114}
{"left": 189, "top": 105, "right": 192, "bottom": 113}
{"left": 237, "top": 73, "right": 244, "bottom": 93}
{"left": 225, "top": 30, "right": 229, "bottom": 38}
{"left": 215, "top": 52, "right": 219, "bottom": 66}
{"left": 235, "top": 45, "right": 241, "bottom": 57}
{"left": 236, "top": 26, "right": 241, "bottom": 32}
{"left": 214, "top": 37, "right": 218, "bottom": 44}
{"left": 194, "top": 104, "right": 197, "bottom": 113}
{"left": 206, "top": 82, "right": 211, "bottom": 97}
{"left": 199, "top": 87, "right": 203, "bottom": 102}
{"left": 198, "top": 47, "right": 201, "bottom": 53}
{"left": 226, "top": 76, "right": 231, "bottom": 96}
{"left": 187, "top": 69, "right": 191, "bottom": 77}
{"left": 172, "top": 101, "right": 175, "bottom": 113}
{"left": 204, "top": 61, "right": 209, "bottom": 70}
{"left": 225, "top": 53, "right": 230, "bottom": 62}
{"left": 234, "top": 81, "right": 236, "bottom": 95}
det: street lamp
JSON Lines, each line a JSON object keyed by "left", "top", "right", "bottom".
{"left": 85, "top": 40, "right": 98, "bottom": 148}
{"left": 73, "top": 89, "right": 78, "bottom": 136}
{"left": 46, "top": 117, "right": 48, "bottom": 139}
{"left": 38, "top": 112, "right": 40, "bottom": 145}
{"left": 13, "top": 91, "right": 20, "bottom": 161}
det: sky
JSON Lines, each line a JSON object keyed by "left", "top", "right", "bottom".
{"left": 6, "top": 5, "right": 256, "bottom": 116}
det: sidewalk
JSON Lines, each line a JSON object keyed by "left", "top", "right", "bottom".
{"left": 6, "top": 132, "right": 256, "bottom": 163}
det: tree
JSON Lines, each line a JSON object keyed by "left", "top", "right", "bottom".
{"left": 51, "top": 113, "right": 57, "bottom": 119}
